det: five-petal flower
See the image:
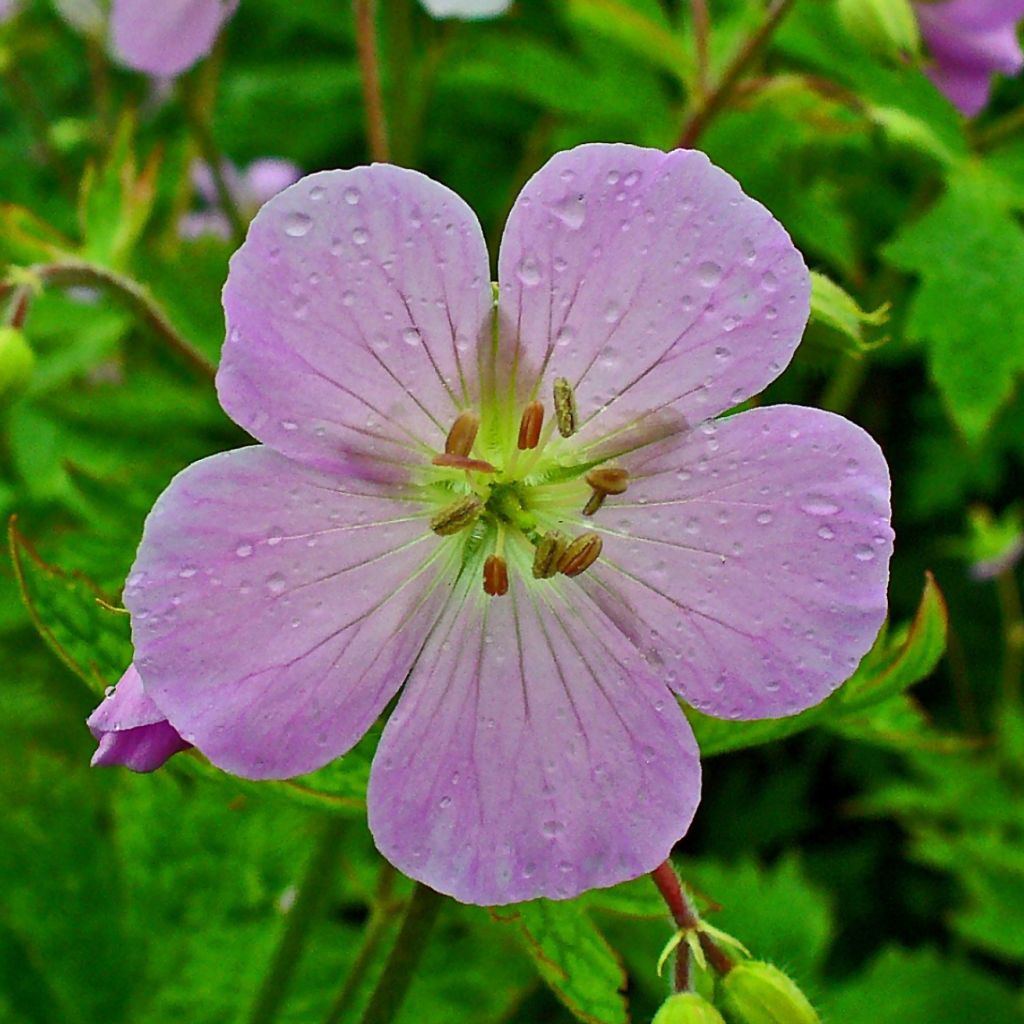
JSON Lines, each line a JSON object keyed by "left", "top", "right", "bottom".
{"left": 92, "top": 144, "right": 893, "bottom": 905}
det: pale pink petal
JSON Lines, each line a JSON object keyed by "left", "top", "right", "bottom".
{"left": 124, "top": 446, "right": 455, "bottom": 779}
{"left": 582, "top": 405, "right": 892, "bottom": 719}
{"left": 496, "top": 144, "right": 809, "bottom": 452}
{"left": 368, "top": 562, "right": 701, "bottom": 905}
{"left": 219, "top": 166, "right": 493, "bottom": 479}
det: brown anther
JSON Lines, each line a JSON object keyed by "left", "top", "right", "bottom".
{"left": 582, "top": 491, "right": 606, "bottom": 517}
{"left": 585, "top": 467, "right": 630, "bottom": 496}
{"left": 517, "top": 401, "right": 545, "bottom": 450}
{"left": 444, "top": 410, "right": 480, "bottom": 457}
{"left": 431, "top": 453, "right": 497, "bottom": 473}
{"left": 430, "top": 495, "right": 484, "bottom": 536}
{"left": 553, "top": 377, "right": 578, "bottom": 438}
{"left": 532, "top": 530, "right": 569, "bottom": 579}
{"left": 483, "top": 554, "right": 509, "bottom": 596}
{"left": 558, "top": 532, "right": 603, "bottom": 577}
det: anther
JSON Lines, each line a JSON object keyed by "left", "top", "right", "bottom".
{"left": 532, "top": 530, "right": 569, "bottom": 579}
{"left": 432, "top": 453, "right": 496, "bottom": 473}
{"left": 483, "top": 554, "right": 509, "bottom": 596}
{"left": 430, "top": 495, "right": 484, "bottom": 536}
{"left": 553, "top": 377, "right": 577, "bottom": 438}
{"left": 445, "top": 410, "right": 479, "bottom": 457}
{"left": 517, "top": 401, "right": 545, "bottom": 450}
{"left": 558, "top": 532, "right": 603, "bottom": 577}
{"left": 585, "top": 467, "right": 629, "bottom": 495}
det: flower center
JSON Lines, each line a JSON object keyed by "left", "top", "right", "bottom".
{"left": 423, "top": 378, "right": 629, "bottom": 596}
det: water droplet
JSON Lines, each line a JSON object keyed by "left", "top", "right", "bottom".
{"left": 341, "top": 291, "right": 356, "bottom": 307}
{"left": 343, "top": 187, "right": 360, "bottom": 205}
{"left": 697, "top": 261, "right": 722, "bottom": 287}
{"left": 401, "top": 327, "right": 421, "bottom": 346}
{"left": 516, "top": 257, "right": 541, "bottom": 286}
{"left": 605, "top": 169, "right": 621, "bottom": 185}
{"left": 714, "top": 346, "right": 732, "bottom": 360}
{"left": 267, "top": 528, "right": 284, "bottom": 546}
{"left": 439, "top": 796, "right": 452, "bottom": 809}
{"left": 266, "top": 572, "right": 286, "bottom": 595}
{"left": 854, "top": 544, "right": 875, "bottom": 562}
{"left": 352, "top": 226, "right": 369, "bottom": 245}
{"left": 284, "top": 211, "right": 312, "bottom": 237}
{"left": 603, "top": 301, "right": 622, "bottom": 323}
{"left": 762, "top": 270, "right": 779, "bottom": 291}
{"left": 542, "top": 820, "right": 564, "bottom": 839}
{"left": 555, "top": 325, "right": 576, "bottom": 347}
{"left": 235, "top": 543, "right": 253, "bottom": 558}
{"left": 551, "top": 193, "right": 586, "bottom": 229}
{"left": 179, "top": 566, "right": 197, "bottom": 578}
{"left": 723, "top": 315, "right": 741, "bottom": 332}
{"left": 801, "top": 496, "right": 841, "bottom": 516}
{"left": 756, "top": 511, "right": 773, "bottom": 525}
{"left": 818, "top": 525, "right": 835, "bottom": 541}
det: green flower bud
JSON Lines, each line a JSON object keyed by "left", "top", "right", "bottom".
{"left": 836, "top": 0, "right": 920, "bottom": 63}
{"left": 0, "top": 327, "right": 35, "bottom": 400}
{"left": 653, "top": 992, "right": 728, "bottom": 1024}
{"left": 719, "top": 962, "right": 820, "bottom": 1024}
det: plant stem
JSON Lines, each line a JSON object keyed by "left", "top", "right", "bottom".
{"left": 996, "top": 568, "right": 1024, "bottom": 707}
{"left": 28, "top": 260, "right": 217, "bottom": 379}
{"left": 820, "top": 352, "right": 867, "bottom": 416}
{"left": 357, "top": 882, "right": 444, "bottom": 1024}
{"left": 690, "top": 0, "right": 711, "bottom": 98}
{"left": 354, "top": 0, "right": 391, "bottom": 162}
{"left": 246, "top": 817, "right": 348, "bottom": 1024}
{"left": 321, "top": 864, "right": 400, "bottom": 1024}
{"left": 179, "top": 74, "right": 248, "bottom": 248}
{"left": 650, "top": 860, "right": 734, "bottom": 984}
{"left": 677, "top": 0, "right": 797, "bottom": 148}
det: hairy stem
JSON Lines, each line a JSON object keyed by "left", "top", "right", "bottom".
{"left": 355, "top": 0, "right": 391, "bottom": 162}
{"left": 27, "top": 260, "right": 217, "bottom": 379}
{"left": 246, "top": 817, "right": 348, "bottom": 1024}
{"left": 357, "top": 882, "right": 444, "bottom": 1024}
{"left": 677, "top": 0, "right": 797, "bottom": 148}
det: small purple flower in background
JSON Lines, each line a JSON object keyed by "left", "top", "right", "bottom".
{"left": 0, "top": 0, "right": 21, "bottom": 22}
{"left": 419, "top": 0, "right": 511, "bottom": 18}
{"left": 92, "top": 143, "right": 892, "bottom": 905}
{"left": 964, "top": 505, "right": 1024, "bottom": 580}
{"left": 915, "top": 0, "right": 1024, "bottom": 115}
{"left": 88, "top": 664, "right": 191, "bottom": 772}
{"left": 181, "top": 158, "right": 303, "bottom": 241}
{"left": 110, "top": 0, "right": 238, "bottom": 77}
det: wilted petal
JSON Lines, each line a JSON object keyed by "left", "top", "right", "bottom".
{"left": 125, "top": 446, "right": 454, "bottom": 779}
{"left": 497, "top": 144, "right": 809, "bottom": 450}
{"left": 917, "top": 0, "right": 1024, "bottom": 115}
{"left": 219, "top": 166, "right": 493, "bottom": 478}
{"left": 88, "top": 664, "right": 190, "bottom": 773}
{"left": 111, "top": 0, "right": 238, "bottom": 76}
{"left": 369, "top": 564, "right": 700, "bottom": 905}
{"left": 583, "top": 406, "right": 892, "bottom": 719}
{"left": 420, "top": 0, "right": 512, "bottom": 18}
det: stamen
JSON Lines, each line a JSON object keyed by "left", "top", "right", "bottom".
{"left": 432, "top": 453, "right": 497, "bottom": 473}
{"left": 483, "top": 554, "right": 509, "bottom": 596}
{"left": 585, "top": 467, "right": 630, "bottom": 495}
{"left": 558, "top": 532, "right": 603, "bottom": 577}
{"left": 445, "top": 410, "right": 480, "bottom": 457}
{"left": 430, "top": 495, "right": 484, "bottom": 536}
{"left": 517, "top": 401, "right": 545, "bottom": 450}
{"left": 582, "top": 491, "right": 606, "bottom": 517}
{"left": 532, "top": 530, "right": 569, "bottom": 579}
{"left": 553, "top": 377, "right": 578, "bottom": 438}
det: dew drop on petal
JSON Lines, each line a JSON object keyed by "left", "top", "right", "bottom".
{"left": 352, "top": 227, "right": 369, "bottom": 245}
{"left": 801, "top": 496, "right": 841, "bottom": 516}
{"left": 401, "top": 327, "right": 421, "bottom": 346}
{"left": 266, "top": 572, "right": 286, "bottom": 595}
{"left": 516, "top": 257, "right": 541, "bottom": 287}
{"left": 179, "top": 566, "right": 197, "bottom": 578}
{"left": 542, "top": 820, "right": 564, "bottom": 839}
{"left": 235, "top": 543, "right": 253, "bottom": 558}
{"left": 551, "top": 193, "right": 586, "bottom": 229}
{"left": 854, "top": 544, "right": 876, "bottom": 562}
{"left": 756, "top": 511, "right": 773, "bottom": 525}
{"left": 697, "top": 261, "right": 723, "bottom": 287}
{"left": 284, "top": 211, "right": 312, "bottom": 237}
{"left": 818, "top": 525, "right": 835, "bottom": 541}
{"left": 343, "top": 187, "right": 360, "bottom": 205}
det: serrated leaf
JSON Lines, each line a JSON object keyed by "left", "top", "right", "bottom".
{"left": 884, "top": 167, "right": 1024, "bottom": 441}
{"left": 0, "top": 203, "right": 76, "bottom": 265}
{"left": 807, "top": 271, "right": 888, "bottom": 355}
{"left": 688, "top": 573, "right": 947, "bottom": 756}
{"left": 8, "top": 518, "right": 130, "bottom": 694}
{"left": 494, "top": 900, "right": 629, "bottom": 1024}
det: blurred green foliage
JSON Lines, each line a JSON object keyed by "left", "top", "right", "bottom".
{"left": 2, "top": 0, "right": 1024, "bottom": 1021}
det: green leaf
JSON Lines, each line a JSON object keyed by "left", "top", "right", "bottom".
{"left": 8, "top": 517, "right": 131, "bottom": 695}
{"left": 884, "top": 166, "right": 1024, "bottom": 440}
{"left": 494, "top": 900, "right": 629, "bottom": 1024}
{"left": 688, "top": 573, "right": 947, "bottom": 757}
{"left": 806, "top": 271, "right": 889, "bottom": 356}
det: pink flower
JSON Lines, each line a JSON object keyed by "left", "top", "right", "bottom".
{"left": 96, "top": 144, "right": 892, "bottom": 905}
{"left": 915, "top": 0, "right": 1024, "bottom": 115}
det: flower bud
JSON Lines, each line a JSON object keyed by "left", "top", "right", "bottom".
{"left": 0, "top": 327, "right": 35, "bottom": 399}
{"left": 836, "top": 0, "right": 920, "bottom": 63}
{"left": 719, "top": 962, "right": 820, "bottom": 1024}
{"left": 652, "top": 993, "right": 727, "bottom": 1024}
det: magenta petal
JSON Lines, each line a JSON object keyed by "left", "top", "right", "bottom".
{"left": 124, "top": 446, "right": 454, "bottom": 779}
{"left": 497, "top": 144, "right": 809, "bottom": 441}
{"left": 87, "top": 664, "right": 190, "bottom": 773}
{"left": 219, "top": 166, "right": 493, "bottom": 479}
{"left": 584, "top": 405, "right": 892, "bottom": 720}
{"left": 368, "top": 569, "right": 701, "bottom": 905}
{"left": 110, "top": 0, "right": 239, "bottom": 77}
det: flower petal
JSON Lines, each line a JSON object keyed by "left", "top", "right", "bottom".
{"left": 87, "top": 664, "right": 191, "bottom": 773}
{"left": 111, "top": 0, "right": 238, "bottom": 77}
{"left": 124, "top": 446, "right": 455, "bottom": 779}
{"left": 368, "top": 561, "right": 701, "bottom": 905}
{"left": 242, "top": 158, "right": 304, "bottom": 208}
{"left": 219, "top": 166, "right": 493, "bottom": 479}
{"left": 496, "top": 144, "right": 809, "bottom": 450}
{"left": 583, "top": 405, "right": 892, "bottom": 719}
